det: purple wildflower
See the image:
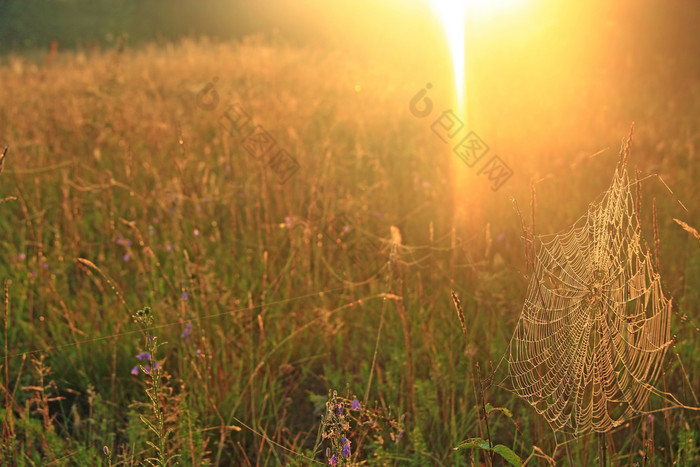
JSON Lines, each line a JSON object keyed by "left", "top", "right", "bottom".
{"left": 18, "top": 253, "right": 26, "bottom": 260}
{"left": 196, "top": 349, "right": 202, "bottom": 356}
{"left": 116, "top": 237, "right": 132, "bottom": 247}
{"left": 122, "top": 253, "right": 130, "bottom": 262}
{"left": 181, "top": 291, "right": 189, "bottom": 301}
{"left": 328, "top": 455, "right": 338, "bottom": 466}
{"left": 336, "top": 403, "right": 343, "bottom": 415}
{"left": 351, "top": 399, "right": 361, "bottom": 411}
{"left": 130, "top": 366, "right": 139, "bottom": 375}
{"left": 342, "top": 443, "right": 351, "bottom": 458}
{"left": 165, "top": 243, "right": 173, "bottom": 251}
{"left": 181, "top": 322, "right": 192, "bottom": 338}
{"left": 136, "top": 352, "right": 151, "bottom": 361}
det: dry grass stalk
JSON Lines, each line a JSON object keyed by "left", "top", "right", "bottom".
{"left": 653, "top": 197, "right": 660, "bottom": 270}
{"left": 0, "top": 146, "right": 7, "bottom": 175}
{"left": 451, "top": 291, "right": 489, "bottom": 464}
{"left": 511, "top": 197, "right": 535, "bottom": 272}
{"left": 2, "top": 280, "right": 13, "bottom": 456}
{"left": 530, "top": 178, "right": 536, "bottom": 246}
{"left": 673, "top": 218, "right": 700, "bottom": 242}
{"left": 387, "top": 226, "right": 415, "bottom": 413}
{"left": 620, "top": 122, "right": 634, "bottom": 169}
{"left": 635, "top": 167, "right": 642, "bottom": 231}
{"left": 450, "top": 291, "right": 467, "bottom": 341}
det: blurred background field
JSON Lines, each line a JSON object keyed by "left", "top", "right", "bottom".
{"left": 0, "top": 0, "right": 698, "bottom": 465}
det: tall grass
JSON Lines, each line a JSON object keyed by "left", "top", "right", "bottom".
{"left": 0, "top": 36, "right": 698, "bottom": 465}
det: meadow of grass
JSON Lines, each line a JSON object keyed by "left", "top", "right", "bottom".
{"left": 0, "top": 35, "right": 698, "bottom": 465}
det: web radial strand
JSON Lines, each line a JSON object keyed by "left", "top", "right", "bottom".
{"left": 508, "top": 167, "right": 673, "bottom": 434}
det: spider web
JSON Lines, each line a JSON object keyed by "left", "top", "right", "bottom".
{"left": 508, "top": 147, "right": 674, "bottom": 434}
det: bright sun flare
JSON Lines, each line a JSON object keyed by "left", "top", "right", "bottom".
{"left": 427, "top": 0, "right": 527, "bottom": 120}
{"left": 428, "top": 0, "right": 467, "bottom": 114}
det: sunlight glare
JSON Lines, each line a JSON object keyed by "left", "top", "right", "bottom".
{"left": 428, "top": 0, "right": 467, "bottom": 117}
{"left": 427, "top": 0, "right": 528, "bottom": 120}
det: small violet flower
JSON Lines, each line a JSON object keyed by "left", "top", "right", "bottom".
{"left": 136, "top": 352, "right": 151, "bottom": 361}
{"left": 130, "top": 366, "right": 139, "bottom": 375}
{"left": 351, "top": 399, "right": 361, "bottom": 411}
{"left": 328, "top": 455, "right": 338, "bottom": 466}
{"left": 181, "top": 322, "right": 192, "bottom": 338}
{"left": 116, "top": 237, "right": 132, "bottom": 247}
{"left": 181, "top": 291, "right": 189, "bottom": 301}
